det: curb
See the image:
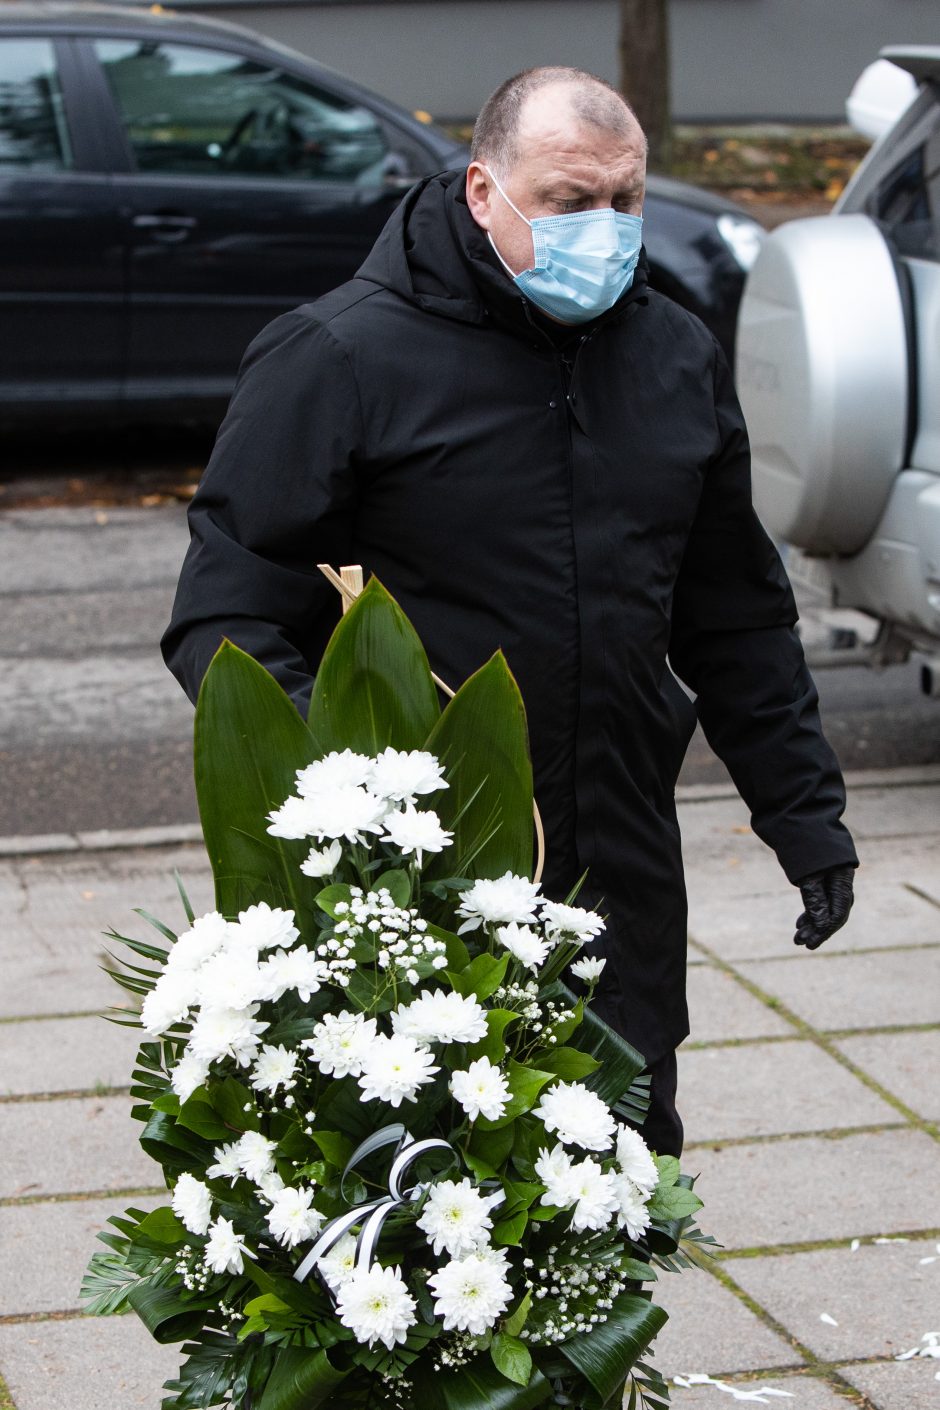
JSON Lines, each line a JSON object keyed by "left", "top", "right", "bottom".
{"left": 0, "top": 765, "right": 937, "bottom": 860}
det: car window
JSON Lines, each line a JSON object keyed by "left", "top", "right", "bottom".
{"left": 94, "top": 39, "right": 389, "bottom": 182}
{"left": 874, "top": 93, "right": 940, "bottom": 262}
{"left": 0, "top": 38, "right": 73, "bottom": 171}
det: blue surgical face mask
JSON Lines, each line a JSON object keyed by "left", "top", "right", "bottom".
{"left": 486, "top": 167, "right": 643, "bottom": 324}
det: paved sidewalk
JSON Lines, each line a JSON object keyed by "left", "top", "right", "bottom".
{"left": 0, "top": 774, "right": 937, "bottom": 1409}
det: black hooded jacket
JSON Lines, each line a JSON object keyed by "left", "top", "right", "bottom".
{"left": 163, "top": 170, "right": 857, "bottom": 1063}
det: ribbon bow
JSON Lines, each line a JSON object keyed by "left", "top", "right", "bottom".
{"left": 294, "top": 1123, "right": 497, "bottom": 1294}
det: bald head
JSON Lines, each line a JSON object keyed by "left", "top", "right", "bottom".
{"left": 471, "top": 66, "right": 646, "bottom": 178}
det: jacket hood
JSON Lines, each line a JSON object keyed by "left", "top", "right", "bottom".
{"left": 356, "top": 167, "right": 649, "bottom": 337}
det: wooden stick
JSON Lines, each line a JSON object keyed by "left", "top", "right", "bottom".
{"left": 316, "top": 564, "right": 545, "bottom": 881}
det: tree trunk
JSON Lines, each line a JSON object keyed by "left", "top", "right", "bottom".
{"left": 618, "top": 0, "right": 672, "bottom": 169}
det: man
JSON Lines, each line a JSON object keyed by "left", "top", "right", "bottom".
{"left": 163, "top": 67, "right": 858, "bottom": 1157}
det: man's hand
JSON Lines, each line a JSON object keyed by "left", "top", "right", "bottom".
{"left": 793, "top": 864, "right": 856, "bottom": 949}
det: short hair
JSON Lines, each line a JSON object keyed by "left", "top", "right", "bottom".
{"left": 470, "top": 67, "right": 642, "bottom": 175}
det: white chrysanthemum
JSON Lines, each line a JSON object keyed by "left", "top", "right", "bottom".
{"left": 140, "top": 971, "right": 197, "bottom": 1036}
{"left": 204, "top": 1216, "right": 251, "bottom": 1275}
{"left": 570, "top": 955, "right": 607, "bottom": 983}
{"left": 258, "top": 946, "right": 330, "bottom": 1003}
{"left": 613, "top": 1172, "right": 653, "bottom": 1240}
{"left": 269, "top": 785, "right": 388, "bottom": 846}
{"left": 335, "top": 1263, "right": 417, "bottom": 1349}
{"left": 170, "top": 1051, "right": 210, "bottom": 1103}
{"left": 495, "top": 922, "right": 550, "bottom": 971}
{"left": 265, "top": 1185, "right": 324, "bottom": 1249}
{"left": 302, "top": 1011, "right": 378, "bottom": 1079}
{"left": 194, "top": 950, "right": 266, "bottom": 1012}
{"left": 416, "top": 1179, "right": 502, "bottom": 1258}
{"left": 383, "top": 803, "right": 453, "bottom": 865}
{"left": 318, "top": 1233, "right": 358, "bottom": 1293}
{"left": 391, "top": 990, "right": 488, "bottom": 1047}
{"left": 234, "top": 1130, "right": 278, "bottom": 1183}
{"left": 358, "top": 1034, "right": 440, "bottom": 1108}
{"left": 164, "top": 912, "right": 230, "bottom": 973}
{"left": 256, "top": 1169, "right": 286, "bottom": 1205}
{"left": 188, "top": 1005, "right": 268, "bottom": 1067}
{"left": 456, "top": 872, "right": 542, "bottom": 933}
{"left": 234, "top": 902, "right": 300, "bottom": 952}
{"left": 171, "top": 1173, "right": 213, "bottom": 1236}
{"left": 250, "top": 1043, "right": 299, "bottom": 1095}
{"left": 615, "top": 1125, "right": 659, "bottom": 1198}
{"left": 540, "top": 901, "right": 605, "bottom": 944}
{"left": 568, "top": 1157, "right": 620, "bottom": 1233}
{"left": 450, "top": 1057, "right": 510, "bottom": 1122}
{"left": 206, "top": 1140, "right": 242, "bottom": 1184}
{"left": 535, "top": 1145, "right": 577, "bottom": 1207}
{"left": 428, "top": 1252, "right": 512, "bottom": 1335}
{"left": 295, "top": 750, "right": 374, "bottom": 796}
{"left": 369, "top": 747, "right": 448, "bottom": 803}
{"left": 533, "top": 1080, "right": 617, "bottom": 1152}
{"left": 300, "top": 840, "right": 343, "bottom": 878}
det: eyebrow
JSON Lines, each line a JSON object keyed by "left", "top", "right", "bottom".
{"left": 537, "top": 178, "right": 644, "bottom": 202}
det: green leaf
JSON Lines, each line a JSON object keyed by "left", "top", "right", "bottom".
{"left": 127, "top": 1280, "right": 214, "bottom": 1344}
{"left": 654, "top": 1154, "right": 680, "bottom": 1189}
{"left": 503, "top": 1290, "right": 532, "bottom": 1338}
{"left": 491, "top": 1211, "right": 528, "bottom": 1246}
{"left": 556, "top": 1292, "right": 668, "bottom": 1403}
{"left": 648, "top": 1184, "right": 703, "bottom": 1221}
{"left": 315, "top": 883, "right": 352, "bottom": 919}
{"left": 429, "top": 922, "right": 470, "bottom": 972}
{"left": 211, "top": 1076, "right": 261, "bottom": 1133}
{"left": 139, "top": 1110, "right": 215, "bottom": 1175}
{"left": 373, "top": 869, "right": 411, "bottom": 908}
{"left": 307, "top": 577, "right": 440, "bottom": 755}
{"left": 412, "top": 1354, "right": 552, "bottom": 1410}
{"left": 132, "top": 1208, "right": 188, "bottom": 1248}
{"left": 620, "top": 1257, "right": 658, "bottom": 1283}
{"left": 467, "top": 1008, "right": 520, "bottom": 1063}
{"left": 447, "top": 952, "right": 509, "bottom": 1003}
{"left": 564, "top": 987, "right": 647, "bottom": 1106}
{"left": 534, "top": 1046, "right": 601, "bottom": 1080}
{"left": 468, "top": 1121, "right": 515, "bottom": 1173}
{"left": 257, "top": 1346, "right": 349, "bottom": 1410}
{"left": 176, "top": 1088, "right": 230, "bottom": 1142}
{"left": 194, "top": 640, "right": 316, "bottom": 917}
{"left": 491, "top": 1333, "right": 533, "bottom": 1387}
{"left": 80, "top": 1251, "right": 140, "bottom": 1315}
{"left": 477, "top": 1060, "right": 555, "bottom": 1129}
{"left": 423, "top": 653, "right": 534, "bottom": 880}
{"left": 309, "top": 1130, "right": 354, "bottom": 1170}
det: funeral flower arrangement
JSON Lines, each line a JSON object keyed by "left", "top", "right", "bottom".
{"left": 82, "top": 579, "right": 709, "bottom": 1410}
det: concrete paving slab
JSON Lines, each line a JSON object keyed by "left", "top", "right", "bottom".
{"left": 834, "top": 1030, "right": 940, "bottom": 1121}
{"left": 0, "top": 845, "right": 212, "bottom": 1018}
{"left": 687, "top": 880, "right": 940, "bottom": 962}
{"left": 0, "top": 1194, "right": 162, "bottom": 1315}
{"left": 0, "top": 1310, "right": 179, "bottom": 1409}
{"left": 685, "top": 966, "right": 794, "bottom": 1044}
{"left": 0, "top": 1015, "right": 141, "bottom": 1096}
{"left": 841, "top": 1355, "right": 940, "bottom": 1410}
{"left": 736, "top": 949, "right": 940, "bottom": 1032}
{"left": 728, "top": 1238, "right": 940, "bottom": 1361}
{"left": 840, "top": 785, "right": 940, "bottom": 842}
{"left": 678, "top": 1041, "right": 897, "bottom": 1144}
{"left": 685, "top": 1130, "right": 940, "bottom": 1250}
{"left": 0, "top": 1096, "right": 158, "bottom": 1199}
{"left": 668, "top": 1372, "right": 848, "bottom": 1409}
{"left": 647, "top": 1266, "right": 796, "bottom": 1377}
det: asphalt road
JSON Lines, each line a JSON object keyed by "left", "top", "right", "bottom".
{"left": 1, "top": 497, "right": 938, "bottom": 838}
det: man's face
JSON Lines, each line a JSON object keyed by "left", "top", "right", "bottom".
{"left": 466, "top": 84, "right": 647, "bottom": 277}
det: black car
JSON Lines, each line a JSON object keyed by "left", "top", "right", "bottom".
{"left": 0, "top": 3, "right": 763, "bottom": 425}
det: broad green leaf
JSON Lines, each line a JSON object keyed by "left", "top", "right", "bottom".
{"left": 307, "top": 577, "right": 440, "bottom": 755}
{"left": 139, "top": 1110, "right": 215, "bottom": 1175}
{"left": 477, "top": 1060, "right": 554, "bottom": 1130}
{"left": 194, "top": 641, "right": 315, "bottom": 917}
{"left": 412, "top": 1354, "right": 552, "bottom": 1410}
{"left": 468, "top": 1121, "right": 514, "bottom": 1173}
{"left": 309, "top": 1130, "right": 354, "bottom": 1170}
{"left": 503, "top": 1290, "right": 532, "bottom": 1338}
{"left": 557, "top": 1292, "right": 667, "bottom": 1403}
{"left": 563, "top": 986, "right": 647, "bottom": 1105}
{"left": 315, "top": 883, "right": 352, "bottom": 918}
{"left": 491, "top": 1332, "right": 533, "bottom": 1386}
{"left": 127, "top": 1280, "right": 213, "bottom": 1344}
{"left": 534, "top": 1046, "right": 601, "bottom": 1080}
{"left": 647, "top": 1184, "right": 703, "bottom": 1221}
{"left": 467, "top": 1008, "right": 520, "bottom": 1063}
{"left": 211, "top": 1076, "right": 261, "bottom": 1133}
{"left": 492, "top": 1211, "right": 528, "bottom": 1246}
{"left": 133, "top": 1208, "right": 188, "bottom": 1248}
{"left": 176, "top": 1088, "right": 230, "bottom": 1142}
{"left": 423, "top": 653, "right": 534, "bottom": 880}
{"left": 654, "top": 1154, "right": 680, "bottom": 1189}
{"left": 447, "top": 952, "right": 509, "bottom": 1002}
{"left": 620, "top": 1257, "right": 658, "bottom": 1283}
{"left": 429, "top": 922, "right": 470, "bottom": 972}
{"left": 373, "top": 869, "right": 411, "bottom": 907}
{"left": 257, "top": 1346, "right": 349, "bottom": 1410}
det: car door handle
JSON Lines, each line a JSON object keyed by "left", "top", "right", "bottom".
{"left": 132, "top": 213, "right": 198, "bottom": 242}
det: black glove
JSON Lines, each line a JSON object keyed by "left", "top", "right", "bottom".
{"left": 793, "top": 864, "right": 856, "bottom": 950}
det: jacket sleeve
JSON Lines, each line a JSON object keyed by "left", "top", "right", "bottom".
{"left": 668, "top": 339, "right": 858, "bottom": 883}
{"left": 161, "top": 307, "right": 364, "bottom": 715}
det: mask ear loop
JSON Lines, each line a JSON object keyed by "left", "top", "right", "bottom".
{"left": 483, "top": 167, "right": 537, "bottom": 277}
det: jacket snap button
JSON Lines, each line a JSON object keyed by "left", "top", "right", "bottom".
{"left": 549, "top": 399, "right": 558, "bottom": 409}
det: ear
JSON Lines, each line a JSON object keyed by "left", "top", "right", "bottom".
{"left": 465, "top": 161, "right": 495, "bottom": 231}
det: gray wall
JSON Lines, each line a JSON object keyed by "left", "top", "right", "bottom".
{"left": 150, "top": 0, "right": 940, "bottom": 123}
